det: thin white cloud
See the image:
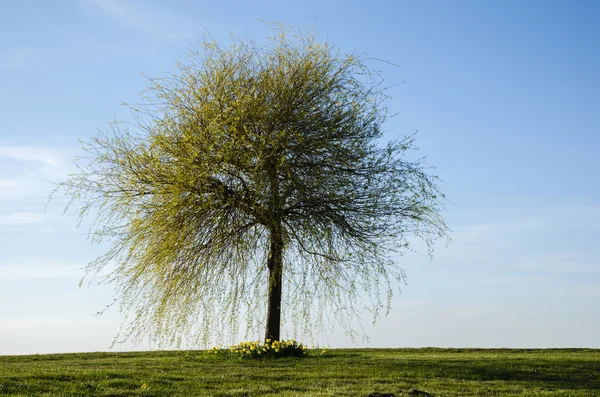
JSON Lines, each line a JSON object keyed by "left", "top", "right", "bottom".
{"left": 0, "top": 179, "right": 18, "bottom": 189}
{"left": 428, "top": 204, "right": 600, "bottom": 265}
{"left": 516, "top": 253, "right": 600, "bottom": 274}
{"left": 0, "top": 264, "right": 82, "bottom": 281}
{"left": 0, "top": 212, "right": 56, "bottom": 226}
{"left": 0, "top": 176, "right": 49, "bottom": 201}
{"left": 83, "top": 0, "right": 193, "bottom": 40}
{"left": 0, "top": 145, "right": 63, "bottom": 167}
{"left": 0, "top": 144, "right": 75, "bottom": 202}
{"left": 449, "top": 275, "right": 551, "bottom": 288}
{"left": 0, "top": 46, "right": 48, "bottom": 69}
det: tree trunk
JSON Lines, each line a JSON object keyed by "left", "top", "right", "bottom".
{"left": 265, "top": 154, "right": 283, "bottom": 342}
{"left": 265, "top": 225, "right": 283, "bottom": 342}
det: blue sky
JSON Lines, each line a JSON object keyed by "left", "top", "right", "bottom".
{"left": 1, "top": 0, "right": 599, "bottom": 354}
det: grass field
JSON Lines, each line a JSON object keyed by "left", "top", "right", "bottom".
{"left": 1, "top": 348, "right": 599, "bottom": 396}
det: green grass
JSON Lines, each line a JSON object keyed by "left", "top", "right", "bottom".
{"left": 1, "top": 348, "right": 599, "bottom": 396}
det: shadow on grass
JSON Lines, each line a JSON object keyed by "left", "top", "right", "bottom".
{"left": 376, "top": 358, "right": 600, "bottom": 391}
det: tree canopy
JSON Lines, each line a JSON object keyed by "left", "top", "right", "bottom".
{"left": 59, "top": 26, "right": 448, "bottom": 347}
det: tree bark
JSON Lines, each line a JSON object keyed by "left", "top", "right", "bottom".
{"left": 265, "top": 225, "right": 283, "bottom": 341}
{"left": 265, "top": 154, "right": 283, "bottom": 342}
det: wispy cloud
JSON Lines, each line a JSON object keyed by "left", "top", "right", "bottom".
{"left": 396, "top": 204, "right": 600, "bottom": 307}
{"left": 516, "top": 253, "right": 600, "bottom": 274}
{"left": 0, "top": 144, "right": 75, "bottom": 202}
{"left": 0, "top": 264, "right": 82, "bottom": 281}
{"left": 430, "top": 204, "right": 600, "bottom": 264}
{"left": 0, "top": 176, "right": 51, "bottom": 201}
{"left": 0, "top": 46, "right": 48, "bottom": 69}
{"left": 83, "top": 0, "right": 193, "bottom": 40}
{"left": 0, "top": 212, "right": 57, "bottom": 226}
{"left": 450, "top": 275, "right": 551, "bottom": 288}
{"left": 0, "top": 145, "right": 64, "bottom": 167}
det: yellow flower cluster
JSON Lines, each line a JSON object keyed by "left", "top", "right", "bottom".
{"left": 207, "top": 339, "right": 311, "bottom": 359}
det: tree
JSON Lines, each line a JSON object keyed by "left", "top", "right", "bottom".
{"left": 59, "top": 26, "right": 448, "bottom": 347}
